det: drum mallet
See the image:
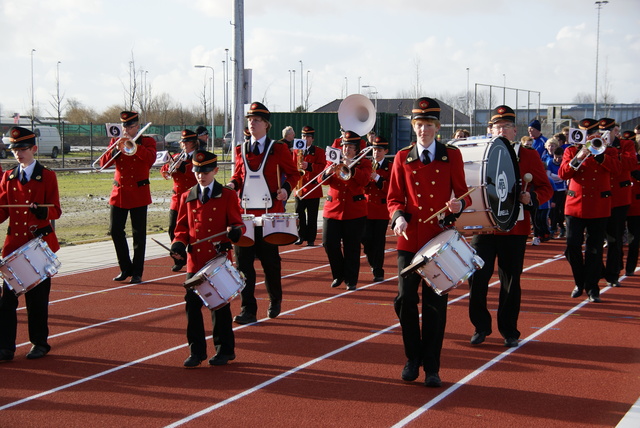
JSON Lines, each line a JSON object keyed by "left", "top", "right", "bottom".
{"left": 521, "top": 173, "right": 533, "bottom": 193}
{"left": 423, "top": 186, "right": 477, "bottom": 224}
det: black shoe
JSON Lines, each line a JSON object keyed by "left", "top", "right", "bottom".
{"left": 588, "top": 295, "right": 602, "bottom": 303}
{"left": 346, "top": 284, "right": 356, "bottom": 291}
{"left": 470, "top": 331, "right": 488, "bottom": 345}
{"left": 0, "top": 349, "right": 15, "bottom": 362}
{"left": 129, "top": 275, "right": 143, "bottom": 284}
{"left": 607, "top": 281, "right": 620, "bottom": 287}
{"left": 267, "top": 301, "right": 281, "bottom": 319}
{"left": 306, "top": 242, "right": 315, "bottom": 247}
{"left": 373, "top": 276, "right": 384, "bottom": 282}
{"left": 26, "top": 345, "right": 50, "bottom": 360}
{"left": 425, "top": 372, "right": 442, "bottom": 387}
{"left": 401, "top": 358, "right": 421, "bottom": 382}
{"left": 183, "top": 354, "right": 206, "bottom": 368}
{"left": 113, "top": 271, "right": 131, "bottom": 281}
{"left": 330, "top": 278, "right": 343, "bottom": 288}
{"left": 294, "top": 239, "right": 304, "bottom": 245}
{"left": 234, "top": 311, "right": 257, "bottom": 325}
{"left": 504, "top": 337, "right": 519, "bottom": 348}
{"left": 171, "top": 263, "right": 185, "bottom": 272}
{"left": 571, "top": 286, "right": 583, "bottom": 298}
{"left": 625, "top": 271, "right": 635, "bottom": 276}
{"left": 209, "top": 353, "right": 236, "bottom": 366}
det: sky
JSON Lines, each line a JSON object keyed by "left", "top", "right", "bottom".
{"left": 1, "top": 0, "right": 639, "bottom": 120}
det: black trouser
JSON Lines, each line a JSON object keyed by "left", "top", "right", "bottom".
{"left": 184, "top": 272, "right": 234, "bottom": 358}
{"left": 564, "top": 215, "right": 607, "bottom": 297}
{"left": 168, "top": 208, "right": 178, "bottom": 241}
{"left": 294, "top": 196, "right": 320, "bottom": 243}
{"left": 362, "top": 218, "right": 389, "bottom": 278}
{"left": 549, "top": 190, "right": 566, "bottom": 234}
{"left": 468, "top": 234, "right": 527, "bottom": 340}
{"left": 109, "top": 205, "right": 148, "bottom": 277}
{"left": 0, "top": 278, "right": 51, "bottom": 353}
{"left": 322, "top": 216, "right": 366, "bottom": 287}
{"left": 625, "top": 215, "right": 640, "bottom": 275}
{"left": 394, "top": 250, "right": 447, "bottom": 374}
{"left": 603, "top": 205, "right": 629, "bottom": 283}
{"left": 234, "top": 226, "right": 282, "bottom": 316}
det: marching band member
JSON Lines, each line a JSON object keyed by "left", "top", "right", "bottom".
{"left": 362, "top": 135, "right": 393, "bottom": 282}
{"left": 0, "top": 127, "right": 62, "bottom": 362}
{"left": 170, "top": 150, "right": 245, "bottom": 367}
{"left": 322, "top": 131, "right": 371, "bottom": 291}
{"left": 599, "top": 118, "right": 637, "bottom": 287}
{"left": 623, "top": 131, "right": 640, "bottom": 276}
{"left": 160, "top": 129, "right": 199, "bottom": 272}
{"left": 468, "top": 105, "right": 553, "bottom": 348}
{"left": 101, "top": 111, "right": 157, "bottom": 284}
{"left": 293, "top": 126, "right": 325, "bottom": 246}
{"left": 388, "top": 97, "right": 471, "bottom": 387}
{"left": 227, "top": 102, "right": 299, "bottom": 324}
{"left": 558, "top": 118, "right": 620, "bottom": 302}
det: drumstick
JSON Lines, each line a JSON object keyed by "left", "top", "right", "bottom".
{"left": 522, "top": 173, "right": 533, "bottom": 193}
{"left": 151, "top": 238, "right": 184, "bottom": 261}
{"left": 191, "top": 230, "right": 227, "bottom": 246}
{"left": 424, "top": 187, "right": 477, "bottom": 224}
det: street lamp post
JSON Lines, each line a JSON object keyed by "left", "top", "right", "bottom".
{"left": 502, "top": 74, "right": 506, "bottom": 104}
{"left": 288, "top": 70, "right": 292, "bottom": 111}
{"left": 466, "top": 67, "right": 472, "bottom": 131}
{"left": 361, "top": 85, "right": 378, "bottom": 110}
{"left": 306, "top": 70, "right": 311, "bottom": 111}
{"left": 594, "top": 1, "right": 609, "bottom": 117}
{"left": 30, "top": 49, "right": 36, "bottom": 130}
{"left": 299, "top": 60, "right": 304, "bottom": 111}
{"left": 224, "top": 48, "right": 230, "bottom": 136}
{"left": 194, "top": 64, "right": 215, "bottom": 151}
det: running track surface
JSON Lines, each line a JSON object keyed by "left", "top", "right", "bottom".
{"left": 1, "top": 237, "right": 638, "bottom": 427}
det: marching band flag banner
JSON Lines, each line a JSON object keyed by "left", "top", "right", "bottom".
{"left": 326, "top": 146, "right": 342, "bottom": 163}
{"left": 568, "top": 128, "right": 586, "bottom": 145}
{"left": 293, "top": 139, "right": 306, "bottom": 150}
{"left": 105, "top": 123, "right": 122, "bottom": 138}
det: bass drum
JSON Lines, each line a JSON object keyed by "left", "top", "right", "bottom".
{"left": 454, "top": 136, "right": 521, "bottom": 235}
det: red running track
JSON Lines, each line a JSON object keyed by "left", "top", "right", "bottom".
{"left": 0, "top": 238, "right": 638, "bottom": 427}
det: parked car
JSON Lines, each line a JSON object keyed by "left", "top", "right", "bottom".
{"left": 147, "top": 134, "right": 166, "bottom": 152}
{"left": 34, "top": 126, "right": 66, "bottom": 158}
{"left": 223, "top": 131, "right": 232, "bottom": 152}
{"left": 164, "top": 131, "right": 182, "bottom": 153}
{"left": 0, "top": 136, "right": 8, "bottom": 159}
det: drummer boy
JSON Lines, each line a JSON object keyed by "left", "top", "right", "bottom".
{"left": 0, "top": 126, "right": 62, "bottom": 362}
{"left": 170, "top": 150, "right": 245, "bottom": 368}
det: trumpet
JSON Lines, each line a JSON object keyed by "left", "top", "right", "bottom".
{"left": 570, "top": 137, "right": 606, "bottom": 170}
{"left": 93, "top": 122, "right": 152, "bottom": 171}
{"left": 166, "top": 150, "right": 188, "bottom": 177}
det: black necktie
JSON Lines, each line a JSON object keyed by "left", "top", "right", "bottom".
{"left": 421, "top": 151, "right": 431, "bottom": 165}
{"left": 252, "top": 141, "right": 260, "bottom": 155}
{"left": 202, "top": 187, "right": 210, "bottom": 204}
{"left": 20, "top": 170, "right": 28, "bottom": 185}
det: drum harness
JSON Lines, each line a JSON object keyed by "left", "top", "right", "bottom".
{"left": 240, "top": 139, "right": 276, "bottom": 210}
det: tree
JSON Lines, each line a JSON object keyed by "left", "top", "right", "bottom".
{"left": 65, "top": 98, "right": 97, "bottom": 124}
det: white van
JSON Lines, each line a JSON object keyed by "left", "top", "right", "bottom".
{"left": 34, "top": 126, "right": 63, "bottom": 158}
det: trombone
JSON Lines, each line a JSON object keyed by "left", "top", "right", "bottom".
{"left": 92, "top": 122, "right": 152, "bottom": 171}
{"left": 299, "top": 146, "right": 374, "bottom": 200}
{"left": 570, "top": 137, "right": 606, "bottom": 170}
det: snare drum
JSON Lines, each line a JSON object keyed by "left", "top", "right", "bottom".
{"left": 183, "top": 253, "right": 245, "bottom": 310}
{"left": 411, "top": 229, "right": 484, "bottom": 295}
{"left": 0, "top": 237, "right": 61, "bottom": 296}
{"left": 454, "top": 136, "right": 521, "bottom": 235}
{"left": 262, "top": 213, "right": 299, "bottom": 246}
{"left": 236, "top": 214, "right": 256, "bottom": 247}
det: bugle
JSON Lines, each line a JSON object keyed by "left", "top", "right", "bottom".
{"left": 92, "top": 122, "right": 152, "bottom": 171}
{"left": 166, "top": 150, "right": 188, "bottom": 177}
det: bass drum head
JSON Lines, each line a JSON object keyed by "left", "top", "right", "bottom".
{"left": 482, "top": 136, "right": 521, "bottom": 232}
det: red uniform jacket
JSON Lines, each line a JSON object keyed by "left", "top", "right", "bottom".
{"left": 100, "top": 135, "right": 157, "bottom": 209}
{"left": 629, "top": 157, "right": 640, "bottom": 217}
{"left": 496, "top": 144, "right": 553, "bottom": 236}
{"left": 230, "top": 138, "right": 299, "bottom": 216}
{"left": 173, "top": 181, "right": 245, "bottom": 272}
{"left": 0, "top": 163, "right": 61, "bottom": 256}
{"left": 293, "top": 145, "right": 326, "bottom": 199}
{"left": 559, "top": 145, "right": 620, "bottom": 219}
{"left": 160, "top": 153, "right": 198, "bottom": 211}
{"left": 609, "top": 137, "right": 637, "bottom": 208}
{"left": 322, "top": 157, "right": 372, "bottom": 220}
{"left": 365, "top": 157, "right": 393, "bottom": 220}
{"left": 387, "top": 142, "right": 471, "bottom": 253}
